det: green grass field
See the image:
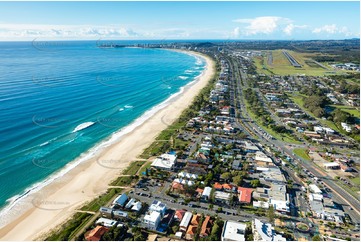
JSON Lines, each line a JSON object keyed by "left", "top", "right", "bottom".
{"left": 122, "top": 160, "right": 146, "bottom": 176}
{"left": 351, "top": 176, "right": 360, "bottom": 186}
{"left": 139, "top": 161, "right": 152, "bottom": 175}
{"left": 293, "top": 148, "right": 311, "bottom": 161}
{"left": 254, "top": 50, "right": 347, "bottom": 76}
{"left": 330, "top": 105, "right": 360, "bottom": 118}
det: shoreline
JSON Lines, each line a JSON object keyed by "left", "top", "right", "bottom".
{"left": 0, "top": 50, "right": 215, "bottom": 240}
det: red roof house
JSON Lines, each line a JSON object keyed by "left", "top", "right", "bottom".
{"left": 214, "top": 182, "right": 223, "bottom": 190}
{"left": 174, "top": 209, "right": 186, "bottom": 221}
{"left": 200, "top": 216, "right": 213, "bottom": 238}
{"left": 238, "top": 187, "right": 253, "bottom": 204}
{"left": 85, "top": 226, "right": 109, "bottom": 241}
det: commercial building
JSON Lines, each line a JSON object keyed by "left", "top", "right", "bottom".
{"left": 151, "top": 153, "right": 177, "bottom": 170}
{"left": 252, "top": 219, "right": 286, "bottom": 241}
{"left": 221, "top": 220, "right": 246, "bottom": 241}
{"left": 143, "top": 211, "right": 161, "bottom": 231}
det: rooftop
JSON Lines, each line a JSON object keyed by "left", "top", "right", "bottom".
{"left": 151, "top": 153, "right": 177, "bottom": 169}
{"left": 144, "top": 211, "right": 161, "bottom": 223}
{"left": 222, "top": 220, "right": 246, "bottom": 241}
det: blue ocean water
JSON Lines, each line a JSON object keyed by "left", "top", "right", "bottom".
{"left": 0, "top": 41, "right": 205, "bottom": 210}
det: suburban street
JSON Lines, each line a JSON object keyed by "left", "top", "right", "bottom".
{"left": 224, "top": 53, "right": 360, "bottom": 224}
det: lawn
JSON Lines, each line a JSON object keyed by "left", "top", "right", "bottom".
{"left": 350, "top": 176, "right": 360, "bottom": 186}
{"left": 254, "top": 50, "right": 345, "bottom": 76}
{"left": 122, "top": 160, "right": 146, "bottom": 176}
{"left": 80, "top": 188, "right": 122, "bottom": 212}
{"left": 45, "top": 213, "right": 92, "bottom": 241}
{"left": 253, "top": 56, "right": 274, "bottom": 75}
{"left": 110, "top": 176, "right": 136, "bottom": 186}
{"left": 293, "top": 148, "right": 311, "bottom": 161}
{"left": 139, "top": 161, "right": 152, "bottom": 175}
{"left": 330, "top": 105, "right": 360, "bottom": 118}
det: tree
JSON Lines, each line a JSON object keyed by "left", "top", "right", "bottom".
{"left": 103, "top": 225, "right": 127, "bottom": 241}
{"left": 209, "top": 204, "right": 214, "bottom": 210}
{"left": 287, "top": 179, "right": 294, "bottom": 190}
{"left": 171, "top": 225, "right": 179, "bottom": 234}
{"left": 332, "top": 109, "right": 351, "bottom": 123}
{"left": 134, "top": 232, "right": 146, "bottom": 241}
{"left": 204, "top": 172, "right": 214, "bottom": 186}
{"left": 131, "top": 226, "right": 140, "bottom": 234}
{"left": 221, "top": 172, "right": 232, "bottom": 181}
{"left": 312, "top": 234, "right": 322, "bottom": 241}
{"left": 268, "top": 205, "right": 275, "bottom": 224}
{"left": 250, "top": 179, "right": 261, "bottom": 188}
{"left": 233, "top": 175, "right": 243, "bottom": 186}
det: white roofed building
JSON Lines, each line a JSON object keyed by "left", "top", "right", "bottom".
{"left": 143, "top": 211, "right": 161, "bottom": 231}
{"left": 254, "top": 152, "right": 273, "bottom": 163}
{"left": 96, "top": 218, "right": 118, "bottom": 228}
{"left": 149, "top": 200, "right": 167, "bottom": 216}
{"left": 221, "top": 220, "right": 246, "bottom": 241}
{"left": 253, "top": 219, "right": 286, "bottom": 241}
{"left": 309, "top": 184, "right": 322, "bottom": 194}
{"left": 151, "top": 153, "right": 177, "bottom": 170}
{"left": 214, "top": 191, "right": 231, "bottom": 204}
{"left": 202, "top": 186, "right": 212, "bottom": 201}
{"left": 180, "top": 212, "right": 193, "bottom": 231}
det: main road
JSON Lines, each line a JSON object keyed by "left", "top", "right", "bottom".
{"left": 224, "top": 53, "right": 360, "bottom": 223}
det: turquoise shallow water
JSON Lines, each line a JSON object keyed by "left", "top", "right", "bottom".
{"left": 0, "top": 41, "right": 205, "bottom": 209}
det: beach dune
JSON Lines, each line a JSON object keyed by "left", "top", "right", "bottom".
{"left": 0, "top": 51, "right": 215, "bottom": 240}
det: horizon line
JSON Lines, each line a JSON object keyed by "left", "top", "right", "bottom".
{"left": 0, "top": 38, "right": 360, "bottom": 42}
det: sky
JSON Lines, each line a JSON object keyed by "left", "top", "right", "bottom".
{"left": 0, "top": 1, "right": 359, "bottom": 41}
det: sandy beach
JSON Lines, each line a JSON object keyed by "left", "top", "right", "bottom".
{"left": 0, "top": 50, "right": 215, "bottom": 240}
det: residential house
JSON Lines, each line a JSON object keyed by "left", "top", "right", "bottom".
{"left": 171, "top": 182, "right": 185, "bottom": 194}
{"left": 238, "top": 187, "right": 253, "bottom": 204}
{"left": 174, "top": 209, "right": 186, "bottom": 221}
{"left": 200, "top": 216, "right": 213, "bottom": 238}
{"left": 85, "top": 226, "right": 109, "bottom": 241}
{"left": 196, "top": 188, "right": 204, "bottom": 198}
{"left": 214, "top": 191, "right": 231, "bottom": 204}
{"left": 180, "top": 212, "right": 193, "bottom": 232}
{"left": 186, "top": 214, "right": 201, "bottom": 240}
{"left": 202, "top": 187, "right": 212, "bottom": 201}
{"left": 113, "top": 193, "right": 128, "bottom": 207}
{"left": 113, "top": 210, "right": 128, "bottom": 220}
{"left": 99, "top": 207, "right": 113, "bottom": 218}
{"left": 186, "top": 225, "right": 198, "bottom": 240}
{"left": 232, "top": 160, "right": 242, "bottom": 170}
{"left": 214, "top": 182, "right": 223, "bottom": 191}
{"left": 95, "top": 218, "right": 118, "bottom": 228}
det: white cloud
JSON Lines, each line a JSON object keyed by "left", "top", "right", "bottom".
{"left": 0, "top": 23, "right": 140, "bottom": 40}
{"left": 312, "top": 24, "right": 353, "bottom": 36}
{"left": 233, "top": 16, "right": 292, "bottom": 35}
{"left": 233, "top": 27, "right": 241, "bottom": 37}
{"left": 283, "top": 24, "right": 307, "bottom": 35}
{"left": 312, "top": 24, "right": 338, "bottom": 34}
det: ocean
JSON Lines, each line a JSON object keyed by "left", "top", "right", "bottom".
{"left": 0, "top": 41, "right": 205, "bottom": 214}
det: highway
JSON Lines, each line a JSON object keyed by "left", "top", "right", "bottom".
{"left": 224, "top": 53, "right": 360, "bottom": 224}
